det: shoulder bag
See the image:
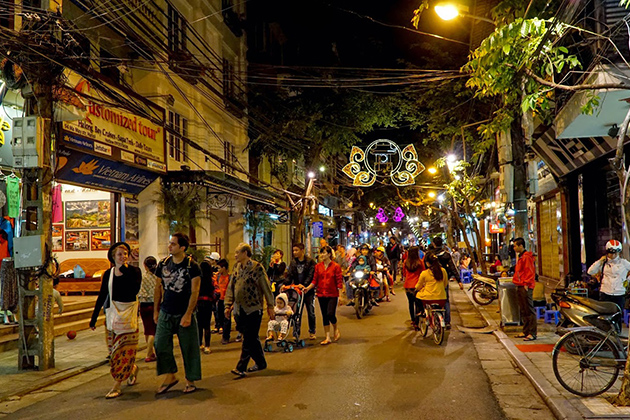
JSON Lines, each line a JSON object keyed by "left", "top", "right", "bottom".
{"left": 105, "top": 269, "right": 139, "bottom": 334}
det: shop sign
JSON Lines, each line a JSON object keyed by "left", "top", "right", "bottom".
{"left": 318, "top": 204, "right": 333, "bottom": 218}
{"left": 56, "top": 146, "right": 158, "bottom": 195}
{"left": 61, "top": 74, "right": 166, "bottom": 173}
{"left": 312, "top": 221, "right": 324, "bottom": 238}
{"left": 489, "top": 223, "right": 506, "bottom": 234}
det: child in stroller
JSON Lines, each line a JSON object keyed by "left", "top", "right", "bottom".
{"left": 266, "top": 293, "right": 293, "bottom": 341}
{"left": 264, "top": 285, "right": 307, "bottom": 352}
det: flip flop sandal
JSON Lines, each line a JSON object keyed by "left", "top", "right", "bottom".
{"left": 514, "top": 334, "right": 527, "bottom": 338}
{"left": 183, "top": 384, "right": 197, "bottom": 394}
{"left": 105, "top": 389, "right": 122, "bottom": 399}
{"left": 333, "top": 331, "right": 341, "bottom": 342}
{"left": 320, "top": 339, "right": 331, "bottom": 345}
{"left": 156, "top": 380, "right": 179, "bottom": 395}
{"left": 523, "top": 336, "right": 537, "bottom": 341}
{"left": 127, "top": 365, "right": 138, "bottom": 386}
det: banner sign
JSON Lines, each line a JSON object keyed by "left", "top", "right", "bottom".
{"left": 56, "top": 146, "right": 158, "bottom": 195}
{"left": 489, "top": 223, "right": 506, "bottom": 234}
{"left": 312, "top": 221, "right": 324, "bottom": 238}
{"left": 61, "top": 72, "right": 166, "bottom": 173}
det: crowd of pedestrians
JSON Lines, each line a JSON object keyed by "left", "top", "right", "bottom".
{"left": 88, "top": 232, "right": 487, "bottom": 399}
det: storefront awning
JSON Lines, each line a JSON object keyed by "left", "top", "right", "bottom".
{"left": 56, "top": 146, "right": 159, "bottom": 195}
{"left": 164, "top": 170, "right": 278, "bottom": 206}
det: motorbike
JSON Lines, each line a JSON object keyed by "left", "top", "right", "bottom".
{"left": 350, "top": 270, "right": 371, "bottom": 319}
{"left": 550, "top": 288, "right": 623, "bottom": 336}
{"left": 468, "top": 278, "right": 498, "bottom": 306}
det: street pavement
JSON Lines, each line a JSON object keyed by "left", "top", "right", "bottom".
{"left": 0, "top": 283, "right": 522, "bottom": 420}
{"left": 464, "top": 276, "right": 630, "bottom": 419}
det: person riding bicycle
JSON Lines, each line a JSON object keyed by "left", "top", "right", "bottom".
{"left": 415, "top": 254, "right": 447, "bottom": 316}
{"left": 587, "top": 239, "right": 630, "bottom": 310}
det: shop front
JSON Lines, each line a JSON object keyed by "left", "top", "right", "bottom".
{"left": 53, "top": 75, "right": 165, "bottom": 270}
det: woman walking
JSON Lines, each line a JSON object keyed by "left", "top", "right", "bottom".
{"left": 403, "top": 246, "right": 425, "bottom": 330}
{"left": 198, "top": 256, "right": 219, "bottom": 354}
{"left": 89, "top": 242, "right": 142, "bottom": 399}
{"left": 304, "top": 245, "right": 343, "bottom": 345}
{"left": 139, "top": 256, "right": 158, "bottom": 362}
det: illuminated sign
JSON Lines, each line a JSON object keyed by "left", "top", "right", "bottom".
{"left": 318, "top": 204, "right": 333, "bottom": 217}
{"left": 342, "top": 139, "right": 425, "bottom": 187}
{"left": 61, "top": 72, "right": 166, "bottom": 173}
{"left": 489, "top": 223, "right": 505, "bottom": 234}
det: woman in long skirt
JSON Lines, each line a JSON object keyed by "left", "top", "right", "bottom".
{"left": 89, "top": 242, "right": 142, "bottom": 399}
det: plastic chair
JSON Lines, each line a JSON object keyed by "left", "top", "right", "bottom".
{"left": 544, "top": 310, "right": 560, "bottom": 324}
{"left": 534, "top": 307, "right": 546, "bottom": 319}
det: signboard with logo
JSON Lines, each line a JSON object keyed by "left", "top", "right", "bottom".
{"left": 61, "top": 72, "right": 166, "bottom": 173}
{"left": 489, "top": 223, "right": 506, "bottom": 234}
{"left": 318, "top": 204, "right": 333, "bottom": 218}
{"left": 312, "top": 221, "right": 324, "bottom": 238}
{"left": 56, "top": 146, "right": 158, "bottom": 195}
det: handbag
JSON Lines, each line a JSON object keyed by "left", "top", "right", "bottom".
{"left": 105, "top": 269, "right": 138, "bottom": 334}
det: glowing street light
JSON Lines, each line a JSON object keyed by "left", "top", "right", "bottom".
{"left": 435, "top": 3, "right": 459, "bottom": 20}
{"left": 307, "top": 171, "right": 316, "bottom": 179}
{"left": 319, "top": 165, "right": 326, "bottom": 172}
{"left": 427, "top": 167, "right": 438, "bottom": 175}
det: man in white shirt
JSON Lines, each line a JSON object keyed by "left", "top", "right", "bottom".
{"left": 587, "top": 239, "right": 630, "bottom": 310}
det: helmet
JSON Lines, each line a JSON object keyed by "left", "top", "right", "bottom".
{"left": 359, "top": 243, "right": 370, "bottom": 251}
{"left": 376, "top": 246, "right": 386, "bottom": 253}
{"left": 606, "top": 240, "right": 622, "bottom": 253}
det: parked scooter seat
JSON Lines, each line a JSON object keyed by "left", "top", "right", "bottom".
{"left": 572, "top": 295, "right": 620, "bottom": 315}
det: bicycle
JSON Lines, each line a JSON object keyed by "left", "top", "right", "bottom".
{"left": 552, "top": 324, "right": 627, "bottom": 397}
{"left": 417, "top": 300, "right": 447, "bottom": 345}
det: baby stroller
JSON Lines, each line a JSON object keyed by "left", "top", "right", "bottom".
{"left": 264, "top": 284, "right": 307, "bottom": 353}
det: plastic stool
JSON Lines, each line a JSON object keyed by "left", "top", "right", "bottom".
{"left": 534, "top": 307, "right": 546, "bottom": 319}
{"left": 625, "top": 310, "right": 630, "bottom": 326}
{"left": 544, "top": 310, "right": 560, "bottom": 324}
{"left": 460, "top": 269, "right": 473, "bottom": 284}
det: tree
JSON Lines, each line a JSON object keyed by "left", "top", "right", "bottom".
{"left": 243, "top": 210, "right": 277, "bottom": 254}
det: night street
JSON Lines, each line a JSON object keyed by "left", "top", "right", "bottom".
{"left": 5, "top": 290, "right": 505, "bottom": 420}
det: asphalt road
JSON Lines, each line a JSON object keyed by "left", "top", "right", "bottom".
{"left": 8, "top": 286, "right": 507, "bottom": 420}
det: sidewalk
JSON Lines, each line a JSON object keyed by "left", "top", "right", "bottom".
{"left": 0, "top": 325, "right": 146, "bottom": 403}
{"left": 458, "top": 276, "right": 630, "bottom": 419}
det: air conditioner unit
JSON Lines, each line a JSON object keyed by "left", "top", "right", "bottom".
{"left": 12, "top": 116, "right": 43, "bottom": 168}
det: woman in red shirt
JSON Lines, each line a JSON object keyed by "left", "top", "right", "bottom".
{"left": 305, "top": 245, "right": 343, "bottom": 345}
{"left": 403, "top": 246, "right": 425, "bottom": 330}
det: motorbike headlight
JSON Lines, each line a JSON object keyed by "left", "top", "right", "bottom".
{"left": 355, "top": 271, "right": 364, "bottom": 279}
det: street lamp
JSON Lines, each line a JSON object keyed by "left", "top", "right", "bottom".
{"left": 319, "top": 165, "right": 326, "bottom": 172}
{"left": 427, "top": 167, "right": 438, "bottom": 175}
{"left": 307, "top": 171, "right": 316, "bottom": 179}
{"left": 434, "top": 2, "right": 495, "bottom": 24}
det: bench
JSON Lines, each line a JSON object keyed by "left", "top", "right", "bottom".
{"left": 56, "top": 258, "right": 111, "bottom": 296}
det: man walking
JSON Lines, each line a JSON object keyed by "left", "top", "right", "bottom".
{"left": 153, "top": 233, "right": 202, "bottom": 395}
{"left": 425, "top": 236, "right": 461, "bottom": 329}
{"left": 225, "top": 243, "right": 275, "bottom": 378}
{"left": 386, "top": 237, "right": 402, "bottom": 284}
{"left": 287, "top": 243, "right": 317, "bottom": 339}
{"left": 512, "top": 237, "right": 537, "bottom": 341}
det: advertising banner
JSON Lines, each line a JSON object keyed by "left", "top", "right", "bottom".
{"left": 61, "top": 72, "right": 166, "bottom": 173}
{"left": 56, "top": 146, "right": 158, "bottom": 195}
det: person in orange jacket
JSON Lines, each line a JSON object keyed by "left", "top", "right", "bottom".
{"left": 512, "top": 237, "right": 537, "bottom": 341}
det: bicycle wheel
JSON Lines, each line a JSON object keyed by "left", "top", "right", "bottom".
{"left": 552, "top": 329, "right": 621, "bottom": 397}
{"left": 433, "top": 312, "right": 445, "bottom": 345}
{"left": 419, "top": 313, "right": 428, "bottom": 337}
{"left": 472, "top": 284, "right": 495, "bottom": 306}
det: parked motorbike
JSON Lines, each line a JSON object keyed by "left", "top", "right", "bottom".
{"left": 350, "top": 270, "right": 371, "bottom": 319}
{"left": 551, "top": 288, "right": 622, "bottom": 336}
{"left": 469, "top": 278, "right": 498, "bottom": 306}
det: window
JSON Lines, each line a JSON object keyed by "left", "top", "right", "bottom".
{"left": 168, "top": 111, "right": 188, "bottom": 163}
{"left": 222, "top": 141, "right": 235, "bottom": 175}
{"left": 99, "top": 49, "right": 120, "bottom": 83}
{"left": 223, "top": 58, "right": 234, "bottom": 98}
{"left": 168, "top": 5, "right": 186, "bottom": 52}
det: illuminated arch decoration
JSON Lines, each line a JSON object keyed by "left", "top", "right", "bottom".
{"left": 342, "top": 139, "right": 424, "bottom": 187}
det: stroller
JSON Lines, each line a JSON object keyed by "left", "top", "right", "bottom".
{"left": 264, "top": 284, "right": 307, "bottom": 353}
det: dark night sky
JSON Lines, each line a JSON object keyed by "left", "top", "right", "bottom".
{"left": 248, "top": 0, "right": 473, "bottom": 69}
